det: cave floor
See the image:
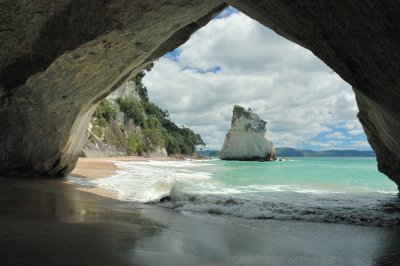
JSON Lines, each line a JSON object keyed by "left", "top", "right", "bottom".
{"left": 0, "top": 177, "right": 399, "bottom": 265}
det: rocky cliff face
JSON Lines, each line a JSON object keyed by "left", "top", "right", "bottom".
{"left": 1, "top": 1, "right": 400, "bottom": 189}
{"left": 81, "top": 69, "right": 204, "bottom": 158}
{"left": 220, "top": 106, "right": 276, "bottom": 161}
{"left": 80, "top": 77, "right": 168, "bottom": 158}
{"left": 0, "top": 0, "right": 225, "bottom": 176}
{"left": 81, "top": 77, "right": 139, "bottom": 158}
{"left": 82, "top": 80, "right": 133, "bottom": 157}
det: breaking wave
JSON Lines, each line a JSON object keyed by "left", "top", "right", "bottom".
{"left": 158, "top": 188, "right": 400, "bottom": 227}
{"left": 68, "top": 159, "right": 400, "bottom": 227}
{"left": 86, "top": 160, "right": 211, "bottom": 202}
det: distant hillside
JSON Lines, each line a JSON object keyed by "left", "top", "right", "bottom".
{"left": 197, "top": 150, "right": 220, "bottom": 158}
{"left": 197, "top": 148, "right": 375, "bottom": 158}
{"left": 276, "top": 147, "right": 375, "bottom": 157}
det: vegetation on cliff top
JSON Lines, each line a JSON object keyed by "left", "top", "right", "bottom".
{"left": 91, "top": 68, "right": 204, "bottom": 156}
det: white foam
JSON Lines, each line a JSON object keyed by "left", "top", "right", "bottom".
{"left": 90, "top": 160, "right": 213, "bottom": 202}
{"left": 67, "top": 160, "right": 400, "bottom": 227}
{"left": 293, "top": 188, "right": 344, "bottom": 194}
{"left": 159, "top": 189, "right": 400, "bottom": 227}
{"left": 114, "top": 160, "right": 211, "bottom": 168}
{"left": 93, "top": 171, "right": 174, "bottom": 202}
{"left": 66, "top": 176, "right": 96, "bottom": 187}
{"left": 375, "top": 190, "right": 399, "bottom": 194}
{"left": 243, "top": 184, "right": 293, "bottom": 192}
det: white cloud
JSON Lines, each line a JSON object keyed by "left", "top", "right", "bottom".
{"left": 326, "top": 132, "right": 347, "bottom": 139}
{"left": 306, "top": 140, "right": 371, "bottom": 150}
{"left": 345, "top": 120, "right": 365, "bottom": 136}
{"left": 143, "top": 10, "right": 371, "bottom": 151}
{"left": 349, "top": 141, "right": 372, "bottom": 150}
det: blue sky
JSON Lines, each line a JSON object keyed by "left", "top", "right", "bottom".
{"left": 143, "top": 8, "right": 370, "bottom": 151}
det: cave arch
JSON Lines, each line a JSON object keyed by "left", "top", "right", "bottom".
{"left": 0, "top": 1, "right": 399, "bottom": 189}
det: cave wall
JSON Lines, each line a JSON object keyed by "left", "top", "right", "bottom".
{"left": 1, "top": 1, "right": 400, "bottom": 188}
{"left": 0, "top": 0, "right": 226, "bottom": 176}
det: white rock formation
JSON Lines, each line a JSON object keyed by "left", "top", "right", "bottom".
{"left": 144, "top": 147, "right": 168, "bottom": 158}
{"left": 107, "top": 80, "right": 140, "bottom": 102}
{"left": 220, "top": 105, "right": 276, "bottom": 161}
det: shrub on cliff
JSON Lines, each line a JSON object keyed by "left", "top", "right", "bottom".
{"left": 126, "top": 133, "right": 143, "bottom": 155}
{"left": 89, "top": 69, "right": 205, "bottom": 156}
{"left": 133, "top": 63, "right": 153, "bottom": 102}
{"left": 117, "top": 97, "right": 145, "bottom": 127}
{"left": 94, "top": 99, "right": 117, "bottom": 127}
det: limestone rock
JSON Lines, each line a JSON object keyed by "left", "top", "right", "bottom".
{"left": 107, "top": 80, "right": 140, "bottom": 104}
{"left": 225, "top": 0, "right": 400, "bottom": 188}
{"left": 0, "top": 0, "right": 226, "bottom": 176}
{"left": 144, "top": 147, "right": 168, "bottom": 158}
{"left": 80, "top": 79, "right": 142, "bottom": 158}
{"left": 1, "top": 0, "right": 400, "bottom": 190}
{"left": 80, "top": 122, "right": 127, "bottom": 158}
{"left": 220, "top": 105, "right": 276, "bottom": 161}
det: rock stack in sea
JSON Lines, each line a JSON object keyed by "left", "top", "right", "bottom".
{"left": 220, "top": 105, "right": 276, "bottom": 161}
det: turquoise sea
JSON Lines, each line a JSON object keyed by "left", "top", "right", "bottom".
{"left": 69, "top": 157, "right": 400, "bottom": 227}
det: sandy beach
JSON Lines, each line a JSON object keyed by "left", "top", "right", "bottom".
{"left": 69, "top": 156, "right": 178, "bottom": 199}
{"left": 0, "top": 157, "right": 399, "bottom": 265}
{"left": 71, "top": 156, "right": 180, "bottom": 180}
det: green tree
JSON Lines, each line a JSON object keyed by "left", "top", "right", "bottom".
{"left": 94, "top": 99, "right": 117, "bottom": 126}
{"left": 144, "top": 115, "right": 162, "bottom": 129}
{"left": 126, "top": 133, "right": 142, "bottom": 155}
{"left": 117, "top": 97, "right": 145, "bottom": 127}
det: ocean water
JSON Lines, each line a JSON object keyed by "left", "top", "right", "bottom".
{"left": 68, "top": 158, "right": 400, "bottom": 227}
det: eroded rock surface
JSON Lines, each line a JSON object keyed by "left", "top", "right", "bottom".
{"left": 220, "top": 105, "right": 276, "bottom": 161}
{"left": 0, "top": 0, "right": 226, "bottom": 176}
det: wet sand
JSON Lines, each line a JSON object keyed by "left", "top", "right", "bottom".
{"left": 71, "top": 157, "right": 119, "bottom": 179}
{"left": 1, "top": 176, "right": 400, "bottom": 265}
{"left": 71, "top": 156, "right": 179, "bottom": 180}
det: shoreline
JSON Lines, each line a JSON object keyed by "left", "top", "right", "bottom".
{"left": 71, "top": 155, "right": 184, "bottom": 180}
{"left": 0, "top": 176, "right": 399, "bottom": 265}
{"left": 0, "top": 157, "right": 399, "bottom": 264}
{"left": 68, "top": 155, "right": 183, "bottom": 200}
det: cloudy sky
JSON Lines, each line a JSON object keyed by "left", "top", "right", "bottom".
{"left": 143, "top": 7, "right": 371, "bottom": 151}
